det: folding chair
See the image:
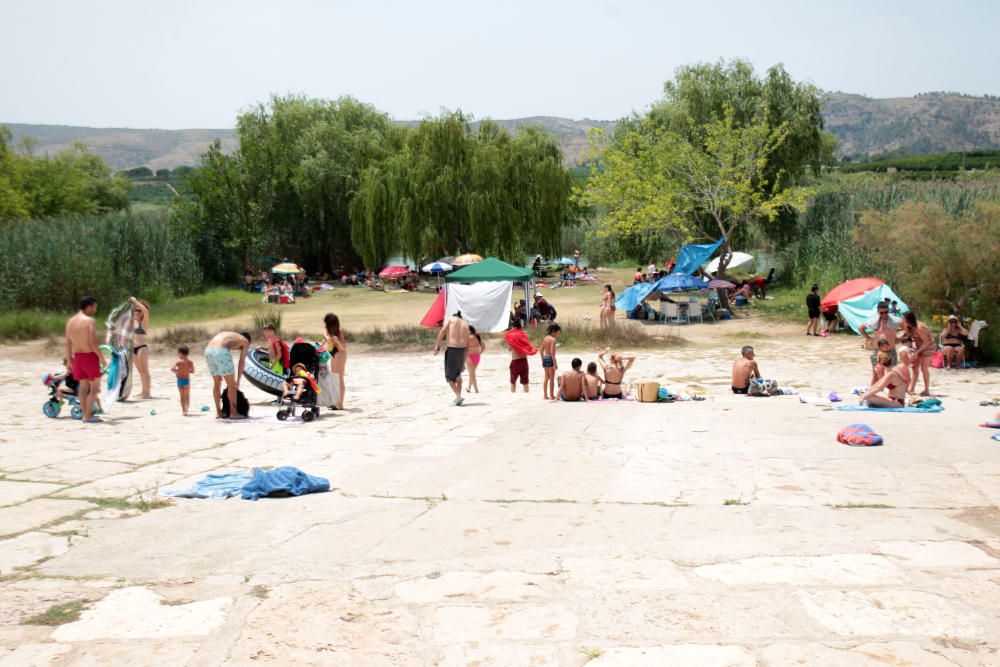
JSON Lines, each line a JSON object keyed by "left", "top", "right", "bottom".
{"left": 687, "top": 296, "right": 703, "bottom": 323}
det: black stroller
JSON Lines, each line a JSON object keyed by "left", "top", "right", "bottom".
{"left": 276, "top": 341, "right": 321, "bottom": 422}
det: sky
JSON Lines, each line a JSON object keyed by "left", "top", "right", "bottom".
{"left": 2, "top": 0, "right": 998, "bottom": 129}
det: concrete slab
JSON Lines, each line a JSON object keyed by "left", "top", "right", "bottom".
{"left": 0, "top": 499, "right": 96, "bottom": 538}
{"left": 0, "top": 532, "right": 70, "bottom": 574}
{"left": 0, "top": 481, "right": 63, "bottom": 508}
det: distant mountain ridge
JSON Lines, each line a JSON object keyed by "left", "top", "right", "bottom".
{"left": 6, "top": 92, "right": 1000, "bottom": 170}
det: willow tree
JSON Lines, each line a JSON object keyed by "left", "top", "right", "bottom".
{"left": 582, "top": 109, "right": 807, "bottom": 291}
{"left": 350, "top": 113, "right": 574, "bottom": 268}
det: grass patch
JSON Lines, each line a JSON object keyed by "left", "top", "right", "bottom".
{"left": 529, "top": 319, "right": 680, "bottom": 350}
{"left": 24, "top": 600, "right": 88, "bottom": 626}
{"left": 580, "top": 647, "right": 605, "bottom": 661}
{"left": 250, "top": 584, "right": 270, "bottom": 599}
{"left": 72, "top": 493, "right": 171, "bottom": 513}
{"left": 0, "top": 288, "right": 260, "bottom": 342}
{"left": 347, "top": 325, "right": 440, "bottom": 348}
{"left": 723, "top": 497, "right": 749, "bottom": 506}
{"left": 754, "top": 287, "right": 808, "bottom": 323}
{"left": 251, "top": 307, "right": 283, "bottom": 333}
{"left": 156, "top": 325, "right": 210, "bottom": 348}
{"left": 832, "top": 502, "right": 895, "bottom": 509}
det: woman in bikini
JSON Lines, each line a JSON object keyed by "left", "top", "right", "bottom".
{"left": 129, "top": 296, "right": 152, "bottom": 399}
{"left": 901, "top": 311, "right": 934, "bottom": 396}
{"left": 324, "top": 313, "right": 347, "bottom": 410}
{"left": 598, "top": 348, "right": 635, "bottom": 399}
{"left": 940, "top": 315, "right": 967, "bottom": 369}
{"left": 860, "top": 351, "right": 910, "bottom": 408}
{"left": 465, "top": 326, "right": 485, "bottom": 393}
{"left": 600, "top": 285, "right": 616, "bottom": 329}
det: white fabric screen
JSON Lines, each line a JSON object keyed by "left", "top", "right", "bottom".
{"left": 445, "top": 282, "right": 513, "bottom": 333}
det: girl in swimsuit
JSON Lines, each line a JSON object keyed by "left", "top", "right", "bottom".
{"left": 598, "top": 348, "right": 634, "bottom": 399}
{"left": 600, "top": 285, "right": 616, "bottom": 329}
{"left": 902, "top": 311, "right": 934, "bottom": 396}
{"left": 129, "top": 297, "right": 152, "bottom": 399}
{"left": 324, "top": 313, "right": 347, "bottom": 410}
{"left": 860, "top": 351, "right": 910, "bottom": 408}
{"left": 465, "top": 326, "right": 484, "bottom": 393}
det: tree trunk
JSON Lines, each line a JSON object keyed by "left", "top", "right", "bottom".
{"left": 714, "top": 241, "right": 732, "bottom": 310}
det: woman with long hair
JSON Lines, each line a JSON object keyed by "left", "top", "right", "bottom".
{"left": 601, "top": 284, "right": 616, "bottom": 329}
{"left": 860, "top": 351, "right": 910, "bottom": 408}
{"left": 465, "top": 326, "right": 485, "bottom": 393}
{"left": 902, "top": 311, "right": 934, "bottom": 396}
{"left": 324, "top": 313, "right": 347, "bottom": 410}
{"left": 598, "top": 347, "right": 635, "bottom": 399}
{"left": 129, "top": 296, "right": 152, "bottom": 399}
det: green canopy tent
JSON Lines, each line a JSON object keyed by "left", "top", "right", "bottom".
{"left": 444, "top": 257, "right": 533, "bottom": 283}
{"left": 443, "top": 257, "right": 534, "bottom": 329}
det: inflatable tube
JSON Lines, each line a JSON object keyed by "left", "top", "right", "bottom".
{"left": 244, "top": 348, "right": 285, "bottom": 396}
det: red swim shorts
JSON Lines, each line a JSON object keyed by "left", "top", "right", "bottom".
{"left": 73, "top": 352, "right": 101, "bottom": 381}
{"left": 509, "top": 358, "right": 529, "bottom": 385}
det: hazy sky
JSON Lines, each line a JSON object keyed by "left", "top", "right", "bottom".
{"left": 2, "top": 0, "right": 997, "bottom": 128}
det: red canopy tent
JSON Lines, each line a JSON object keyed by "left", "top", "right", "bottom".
{"left": 821, "top": 278, "right": 884, "bottom": 309}
{"left": 420, "top": 290, "right": 446, "bottom": 328}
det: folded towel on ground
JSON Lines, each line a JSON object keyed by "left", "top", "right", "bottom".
{"left": 241, "top": 466, "right": 330, "bottom": 501}
{"left": 837, "top": 424, "right": 884, "bottom": 446}
{"left": 836, "top": 404, "right": 944, "bottom": 414}
{"left": 162, "top": 471, "right": 252, "bottom": 499}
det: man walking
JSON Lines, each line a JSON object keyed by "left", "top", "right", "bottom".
{"left": 434, "top": 311, "right": 470, "bottom": 405}
{"left": 65, "top": 296, "right": 105, "bottom": 423}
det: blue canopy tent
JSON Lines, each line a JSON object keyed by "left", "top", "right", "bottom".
{"left": 671, "top": 239, "right": 723, "bottom": 275}
{"left": 616, "top": 273, "right": 707, "bottom": 312}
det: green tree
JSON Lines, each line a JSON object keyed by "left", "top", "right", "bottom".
{"left": 615, "top": 59, "right": 833, "bottom": 245}
{"left": 582, "top": 109, "right": 807, "bottom": 291}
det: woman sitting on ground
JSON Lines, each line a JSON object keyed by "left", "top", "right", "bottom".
{"left": 598, "top": 348, "right": 635, "bottom": 399}
{"left": 860, "top": 351, "right": 910, "bottom": 408}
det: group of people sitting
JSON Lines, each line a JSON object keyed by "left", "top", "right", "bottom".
{"left": 513, "top": 294, "right": 556, "bottom": 325}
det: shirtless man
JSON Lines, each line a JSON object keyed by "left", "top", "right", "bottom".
{"left": 205, "top": 331, "right": 250, "bottom": 418}
{"left": 557, "top": 358, "right": 587, "bottom": 401}
{"left": 862, "top": 302, "right": 900, "bottom": 370}
{"left": 65, "top": 296, "right": 106, "bottom": 423}
{"left": 434, "top": 311, "right": 470, "bottom": 406}
{"left": 731, "top": 345, "right": 761, "bottom": 394}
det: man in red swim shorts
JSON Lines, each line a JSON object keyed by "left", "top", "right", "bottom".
{"left": 65, "top": 296, "right": 106, "bottom": 423}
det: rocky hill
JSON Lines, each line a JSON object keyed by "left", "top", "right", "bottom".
{"left": 6, "top": 92, "right": 1000, "bottom": 169}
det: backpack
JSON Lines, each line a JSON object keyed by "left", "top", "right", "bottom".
{"left": 221, "top": 390, "right": 250, "bottom": 417}
{"left": 276, "top": 339, "right": 291, "bottom": 370}
{"left": 748, "top": 379, "right": 779, "bottom": 397}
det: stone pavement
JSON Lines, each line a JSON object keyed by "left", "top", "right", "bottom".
{"left": 0, "top": 340, "right": 998, "bottom": 665}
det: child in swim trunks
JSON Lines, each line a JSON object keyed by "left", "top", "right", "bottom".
{"left": 171, "top": 346, "right": 195, "bottom": 415}
{"left": 540, "top": 323, "right": 561, "bottom": 401}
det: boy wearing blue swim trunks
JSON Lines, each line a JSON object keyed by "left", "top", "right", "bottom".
{"left": 171, "top": 345, "right": 195, "bottom": 415}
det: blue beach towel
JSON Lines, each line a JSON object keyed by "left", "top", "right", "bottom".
{"left": 241, "top": 466, "right": 330, "bottom": 501}
{"left": 836, "top": 405, "right": 944, "bottom": 414}
{"left": 162, "top": 471, "right": 252, "bottom": 499}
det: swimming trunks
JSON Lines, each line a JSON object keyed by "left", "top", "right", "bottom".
{"left": 732, "top": 385, "right": 749, "bottom": 394}
{"left": 509, "top": 358, "right": 529, "bottom": 385}
{"left": 176, "top": 378, "right": 190, "bottom": 388}
{"left": 72, "top": 352, "right": 101, "bottom": 381}
{"left": 468, "top": 353, "right": 481, "bottom": 367}
{"left": 444, "top": 346, "right": 466, "bottom": 383}
{"left": 205, "top": 347, "right": 236, "bottom": 377}
{"left": 542, "top": 355, "right": 554, "bottom": 369}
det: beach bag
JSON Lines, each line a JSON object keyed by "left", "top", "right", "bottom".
{"left": 636, "top": 382, "right": 659, "bottom": 403}
{"left": 931, "top": 351, "right": 944, "bottom": 368}
{"left": 748, "top": 379, "right": 779, "bottom": 397}
{"left": 315, "top": 367, "right": 340, "bottom": 407}
{"left": 221, "top": 389, "right": 250, "bottom": 418}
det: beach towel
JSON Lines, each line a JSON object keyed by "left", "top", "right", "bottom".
{"left": 162, "top": 471, "right": 253, "bottom": 499}
{"left": 981, "top": 420, "right": 1000, "bottom": 429}
{"left": 241, "top": 466, "right": 330, "bottom": 501}
{"left": 503, "top": 328, "right": 537, "bottom": 356}
{"left": 837, "top": 424, "right": 884, "bottom": 446}
{"left": 836, "top": 404, "right": 944, "bottom": 414}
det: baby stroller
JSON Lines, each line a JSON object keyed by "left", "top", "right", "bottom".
{"left": 276, "top": 341, "right": 321, "bottom": 422}
{"left": 41, "top": 373, "right": 95, "bottom": 420}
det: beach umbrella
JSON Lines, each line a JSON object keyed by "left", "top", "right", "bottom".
{"left": 379, "top": 265, "right": 411, "bottom": 279}
{"left": 422, "top": 261, "right": 453, "bottom": 273}
{"left": 706, "top": 279, "right": 735, "bottom": 289}
{"left": 703, "top": 252, "right": 754, "bottom": 276}
{"left": 452, "top": 253, "right": 483, "bottom": 267}
{"left": 821, "top": 278, "right": 909, "bottom": 333}
{"left": 652, "top": 273, "right": 707, "bottom": 292}
{"left": 272, "top": 262, "right": 302, "bottom": 275}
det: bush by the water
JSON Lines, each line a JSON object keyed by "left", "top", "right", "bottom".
{"left": 0, "top": 209, "right": 203, "bottom": 312}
